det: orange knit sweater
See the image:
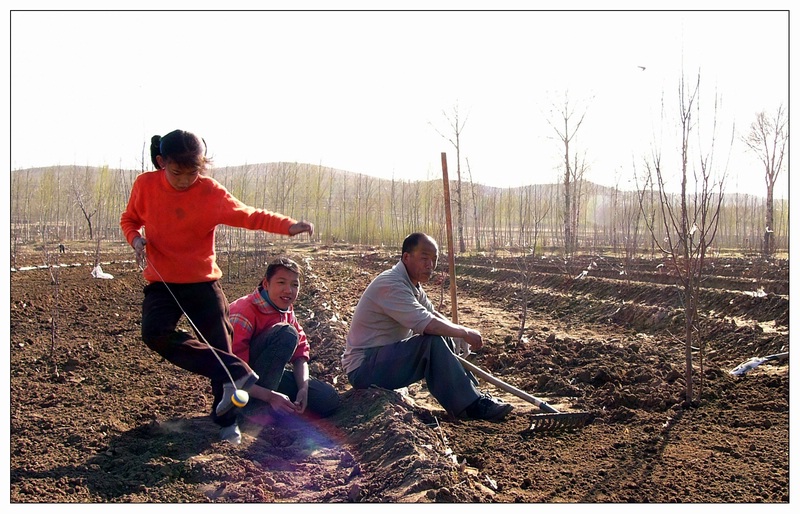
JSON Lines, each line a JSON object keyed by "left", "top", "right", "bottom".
{"left": 120, "top": 170, "right": 296, "bottom": 283}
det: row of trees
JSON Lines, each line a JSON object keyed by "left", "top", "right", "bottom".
{"left": 9, "top": 159, "right": 787, "bottom": 256}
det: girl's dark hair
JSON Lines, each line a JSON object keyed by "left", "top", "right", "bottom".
{"left": 150, "top": 129, "right": 211, "bottom": 171}
{"left": 265, "top": 257, "right": 301, "bottom": 281}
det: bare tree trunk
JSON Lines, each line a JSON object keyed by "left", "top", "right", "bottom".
{"left": 636, "top": 71, "right": 728, "bottom": 405}
{"left": 516, "top": 188, "right": 549, "bottom": 343}
{"left": 743, "top": 105, "right": 787, "bottom": 259}
{"left": 764, "top": 186, "right": 774, "bottom": 256}
{"left": 547, "top": 92, "right": 589, "bottom": 259}
{"left": 432, "top": 102, "right": 469, "bottom": 253}
{"left": 563, "top": 139, "right": 572, "bottom": 257}
{"left": 466, "top": 158, "right": 481, "bottom": 251}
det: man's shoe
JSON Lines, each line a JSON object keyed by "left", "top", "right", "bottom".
{"left": 463, "top": 393, "right": 513, "bottom": 421}
{"left": 216, "top": 371, "right": 259, "bottom": 417}
{"left": 220, "top": 422, "right": 241, "bottom": 445}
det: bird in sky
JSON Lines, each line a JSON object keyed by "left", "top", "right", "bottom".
{"left": 638, "top": 65, "right": 646, "bottom": 71}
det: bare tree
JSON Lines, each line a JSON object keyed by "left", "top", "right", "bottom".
{"left": 431, "top": 101, "right": 470, "bottom": 253}
{"left": 619, "top": 189, "right": 644, "bottom": 268}
{"left": 326, "top": 168, "right": 337, "bottom": 242}
{"left": 488, "top": 188, "right": 499, "bottom": 249}
{"left": 71, "top": 167, "right": 99, "bottom": 240}
{"left": 269, "top": 162, "right": 298, "bottom": 214}
{"left": 358, "top": 174, "right": 377, "bottom": 244}
{"left": 465, "top": 158, "right": 481, "bottom": 251}
{"left": 41, "top": 243, "right": 61, "bottom": 372}
{"left": 516, "top": 187, "right": 550, "bottom": 343}
{"left": 311, "top": 162, "right": 330, "bottom": 244}
{"left": 390, "top": 175, "right": 401, "bottom": 242}
{"left": 546, "top": 92, "right": 591, "bottom": 258}
{"left": 569, "top": 151, "right": 589, "bottom": 252}
{"left": 742, "top": 105, "right": 787, "bottom": 257}
{"left": 638, "top": 71, "right": 729, "bottom": 405}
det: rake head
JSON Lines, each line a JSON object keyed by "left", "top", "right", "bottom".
{"left": 526, "top": 411, "right": 594, "bottom": 433}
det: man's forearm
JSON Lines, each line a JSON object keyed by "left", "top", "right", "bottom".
{"left": 423, "top": 317, "right": 468, "bottom": 339}
{"left": 423, "top": 316, "right": 484, "bottom": 350}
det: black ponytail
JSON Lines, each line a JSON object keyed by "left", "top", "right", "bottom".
{"left": 150, "top": 135, "right": 162, "bottom": 168}
{"left": 149, "top": 130, "right": 211, "bottom": 171}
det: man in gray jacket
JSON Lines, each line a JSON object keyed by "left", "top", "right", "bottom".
{"left": 342, "top": 232, "right": 513, "bottom": 421}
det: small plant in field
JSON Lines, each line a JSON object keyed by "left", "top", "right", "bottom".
{"left": 41, "top": 242, "right": 61, "bottom": 375}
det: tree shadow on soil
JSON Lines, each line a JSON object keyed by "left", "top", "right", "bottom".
{"left": 575, "top": 408, "right": 686, "bottom": 502}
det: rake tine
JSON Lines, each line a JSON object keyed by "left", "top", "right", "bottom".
{"left": 528, "top": 412, "right": 592, "bottom": 432}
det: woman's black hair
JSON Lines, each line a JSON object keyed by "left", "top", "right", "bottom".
{"left": 265, "top": 257, "right": 301, "bottom": 281}
{"left": 149, "top": 129, "right": 210, "bottom": 170}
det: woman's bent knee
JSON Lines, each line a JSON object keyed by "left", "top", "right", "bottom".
{"left": 264, "top": 323, "right": 299, "bottom": 351}
{"left": 313, "top": 384, "right": 341, "bottom": 417}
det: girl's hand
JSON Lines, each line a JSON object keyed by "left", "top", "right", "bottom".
{"left": 133, "top": 236, "right": 147, "bottom": 268}
{"left": 289, "top": 221, "right": 314, "bottom": 237}
{"left": 267, "top": 390, "right": 301, "bottom": 415}
{"left": 294, "top": 383, "right": 309, "bottom": 414}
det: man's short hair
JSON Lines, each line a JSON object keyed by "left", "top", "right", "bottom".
{"left": 402, "top": 233, "right": 437, "bottom": 254}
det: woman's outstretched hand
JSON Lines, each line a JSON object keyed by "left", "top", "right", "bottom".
{"left": 288, "top": 221, "right": 314, "bottom": 237}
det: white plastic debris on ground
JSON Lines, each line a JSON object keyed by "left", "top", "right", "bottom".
{"left": 91, "top": 265, "right": 114, "bottom": 279}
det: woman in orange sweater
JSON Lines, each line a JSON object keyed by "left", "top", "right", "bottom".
{"left": 120, "top": 129, "right": 313, "bottom": 444}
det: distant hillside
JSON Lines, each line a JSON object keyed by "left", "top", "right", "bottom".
{"left": 10, "top": 162, "right": 784, "bottom": 254}
{"left": 12, "top": 163, "right": 770, "bottom": 202}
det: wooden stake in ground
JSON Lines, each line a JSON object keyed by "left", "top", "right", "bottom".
{"left": 441, "top": 152, "right": 458, "bottom": 323}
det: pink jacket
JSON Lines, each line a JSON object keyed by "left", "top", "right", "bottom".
{"left": 229, "top": 286, "right": 310, "bottom": 364}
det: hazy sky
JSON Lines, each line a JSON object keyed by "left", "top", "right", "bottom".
{"left": 8, "top": 6, "right": 790, "bottom": 197}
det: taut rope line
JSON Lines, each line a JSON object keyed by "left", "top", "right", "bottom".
{"left": 138, "top": 252, "right": 237, "bottom": 389}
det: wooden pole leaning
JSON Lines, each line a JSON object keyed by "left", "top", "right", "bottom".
{"left": 440, "top": 152, "right": 458, "bottom": 324}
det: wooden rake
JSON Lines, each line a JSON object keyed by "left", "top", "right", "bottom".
{"left": 440, "top": 153, "right": 591, "bottom": 433}
{"left": 457, "top": 356, "right": 593, "bottom": 432}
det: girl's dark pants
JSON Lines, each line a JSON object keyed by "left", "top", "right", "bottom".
{"left": 247, "top": 323, "right": 340, "bottom": 417}
{"left": 141, "top": 280, "right": 252, "bottom": 427}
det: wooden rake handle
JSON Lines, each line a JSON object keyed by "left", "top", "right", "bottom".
{"left": 457, "top": 355, "right": 559, "bottom": 414}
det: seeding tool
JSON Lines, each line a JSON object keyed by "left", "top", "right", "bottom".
{"left": 730, "top": 352, "right": 789, "bottom": 376}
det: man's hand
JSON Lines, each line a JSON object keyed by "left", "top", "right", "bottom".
{"left": 462, "top": 327, "right": 483, "bottom": 351}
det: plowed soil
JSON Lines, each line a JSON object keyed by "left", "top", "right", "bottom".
{"left": 7, "top": 242, "right": 790, "bottom": 503}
